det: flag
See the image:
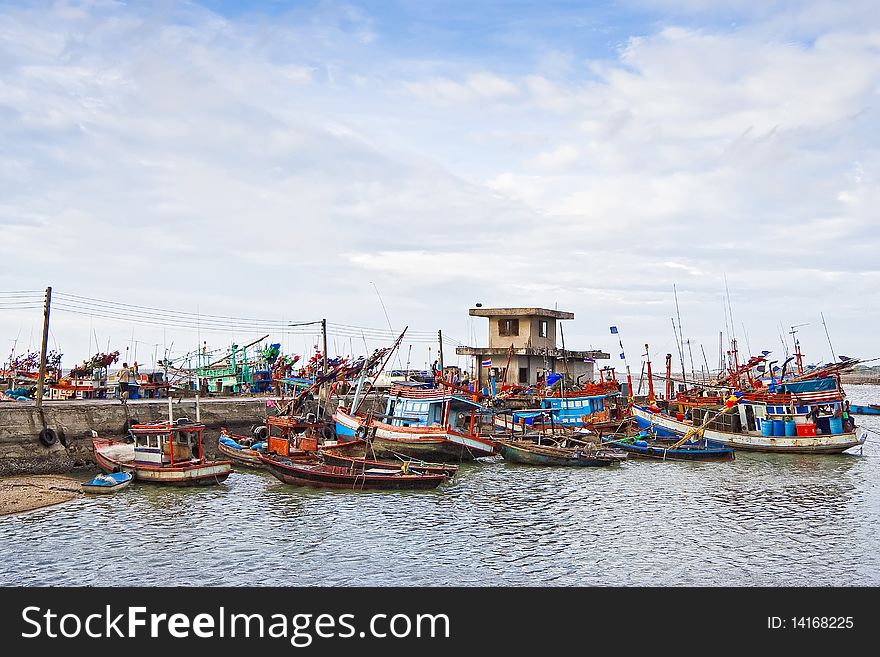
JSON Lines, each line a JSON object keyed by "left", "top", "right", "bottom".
{"left": 584, "top": 357, "right": 595, "bottom": 363}
{"left": 481, "top": 359, "right": 492, "bottom": 368}
{"left": 610, "top": 326, "right": 618, "bottom": 334}
{"left": 619, "top": 352, "right": 625, "bottom": 360}
{"left": 761, "top": 350, "right": 771, "bottom": 356}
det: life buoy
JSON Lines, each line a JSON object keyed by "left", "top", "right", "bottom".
{"left": 253, "top": 425, "right": 268, "bottom": 441}
{"left": 39, "top": 427, "right": 58, "bottom": 447}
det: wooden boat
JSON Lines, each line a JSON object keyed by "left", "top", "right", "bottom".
{"left": 81, "top": 471, "right": 133, "bottom": 494}
{"left": 217, "top": 433, "right": 267, "bottom": 468}
{"left": 320, "top": 441, "right": 459, "bottom": 477}
{"left": 259, "top": 453, "right": 448, "bottom": 490}
{"left": 634, "top": 399, "right": 867, "bottom": 454}
{"left": 496, "top": 439, "right": 626, "bottom": 467}
{"left": 600, "top": 433, "right": 735, "bottom": 461}
{"left": 849, "top": 404, "right": 880, "bottom": 416}
{"left": 93, "top": 422, "right": 232, "bottom": 486}
{"left": 335, "top": 404, "right": 497, "bottom": 462}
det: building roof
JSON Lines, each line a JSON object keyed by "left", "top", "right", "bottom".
{"left": 455, "top": 347, "right": 610, "bottom": 359}
{"left": 468, "top": 307, "right": 574, "bottom": 320}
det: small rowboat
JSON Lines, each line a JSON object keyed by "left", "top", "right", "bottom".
{"left": 81, "top": 471, "right": 133, "bottom": 494}
{"left": 496, "top": 439, "right": 626, "bottom": 467}
{"left": 259, "top": 453, "right": 448, "bottom": 490}
{"left": 600, "top": 434, "right": 735, "bottom": 462}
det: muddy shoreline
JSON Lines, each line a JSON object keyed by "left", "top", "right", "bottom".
{"left": 0, "top": 474, "right": 85, "bottom": 516}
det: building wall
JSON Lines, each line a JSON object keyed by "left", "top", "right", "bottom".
{"left": 488, "top": 316, "right": 557, "bottom": 350}
{"left": 472, "top": 354, "right": 596, "bottom": 389}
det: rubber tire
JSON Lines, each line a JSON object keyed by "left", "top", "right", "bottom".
{"left": 39, "top": 427, "right": 58, "bottom": 447}
{"left": 355, "top": 426, "right": 368, "bottom": 440}
{"left": 253, "top": 426, "right": 268, "bottom": 441}
{"left": 320, "top": 425, "right": 335, "bottom": 441}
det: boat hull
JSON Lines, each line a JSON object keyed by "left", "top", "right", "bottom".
{"left": 497, "top": 440, "right": 621, "bottom": 467}
{"left": 218, "top": 439, "right": 265, "bottom": 468}
{"left": 632, "top": 405, "right": 867, "bottom": 454}
{"left": 600, "top": 438, "right": 735, "bottom": 461}
{"left": 260, "top": 455, "right": 446, "bottom": 490}
{"left": 334, "top": 410, "right": 497, "bottom": 461}
{"left": 849, "top": 404, "right": 880, "bottom": 416}
{"left": 81, "top": 472, "right": 133, "bottom": 494}
{"left": 93, "top": 439, "right": 232, "bottom": 486}
{"left": 320, "top": 449, "right": 459, "bottom": 477}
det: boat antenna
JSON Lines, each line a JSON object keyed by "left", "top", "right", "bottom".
{"left": 821, "top": 312, "right": 837, "bottom": 363}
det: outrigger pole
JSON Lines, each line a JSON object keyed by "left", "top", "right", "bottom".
{"left": 351, "top": 327, "right": 408, "bottom": 415}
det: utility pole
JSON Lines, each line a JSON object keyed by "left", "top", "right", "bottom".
{"left": 35, "top": 286, "right": 52, "bottom": 412}
{"left": 321, "top": 318, "right": 328, "bottom": 419}
{"left": 437, "top": 330, "right": 444, "bottom": 378}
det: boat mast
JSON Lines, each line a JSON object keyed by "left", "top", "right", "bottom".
{"left": 644, "top": 344, "right": 655, "bottom": 402}
{"left": 820, "top": 312, "right": 837, "bottom": 363}
{"left": 665, "top": 353, "right": 673, "bottom": 400}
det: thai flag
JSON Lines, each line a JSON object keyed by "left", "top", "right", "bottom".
{"left": 584, "top": 357, "right": 595, "bottom": 363}
{"left": 610, "top": 326, "right": 618, "bottom": 334}
{"left": 481, "top": 359, "right": 492, "bottom": 367}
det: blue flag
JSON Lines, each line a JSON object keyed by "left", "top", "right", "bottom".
{"left": 620, "top": 352, "right": 625, "bottom": 360}
{"left": 610, "top": 326, "right": 618, "bottom": 334}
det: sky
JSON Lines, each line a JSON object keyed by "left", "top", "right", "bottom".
{"left": 1, "top": 0, "right": 878, "bottom": 374}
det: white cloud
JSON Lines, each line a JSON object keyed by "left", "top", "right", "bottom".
{"left": 1, "top": 1, "right": 879, "bottom": 367}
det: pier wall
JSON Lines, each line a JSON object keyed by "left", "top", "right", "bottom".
{"left": 0, "top": 395, "right": 382, "bottom": 476}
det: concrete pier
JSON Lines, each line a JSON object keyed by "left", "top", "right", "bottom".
{"left": 0, "top": 395, "right": 383, "bottom": 476}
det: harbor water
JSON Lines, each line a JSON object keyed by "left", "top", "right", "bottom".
{"left": 2, "top": 385, "right": 879, "bottom": 587}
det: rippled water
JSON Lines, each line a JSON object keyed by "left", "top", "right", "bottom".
{"left": 3, "top": 385, "right": 879, "bottom": 586}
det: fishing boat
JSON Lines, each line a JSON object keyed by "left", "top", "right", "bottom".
{"left": 258, "top": 453, "right": 448, "bottom": 490}
{"left": 334, "top": 384, "right": 497, "bottom": 462}
{"left": 93, "top": 421, "right": 232, "bottom": 485}
{"left": 81, "top": 471, "right": 133, "bottom": 494}
{"left": 849, "top": 404, "right": 880, "bottom": 416}
{"left": 217, "top": 432, "right": 268, "bottom": 468}
{"left": 493, "top": 368, "right": 628, "bottom": 435}
{"left": 634, "top": 376, "right": 868, "bottom": 454}
{"left": 320, "top": 441, "right": 459, "bottom": 477}
{"left": 600, "top": 432, "right": 735, "bottom": 461}
{"left": 496, "top": 439, "right": 626, "bottom": 467}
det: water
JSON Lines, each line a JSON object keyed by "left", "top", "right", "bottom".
{"left": 3, "top": 385, "right": 879, "bottom": 587}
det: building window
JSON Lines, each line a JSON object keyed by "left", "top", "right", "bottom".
{"left": 499, "top": 318, "right": 519, "bottom": 336}
{"left": 518, "top": 367, "right": 528, "bottom": 384}
{"left": 539, "top": 320, "right": 548, "bottom": 337}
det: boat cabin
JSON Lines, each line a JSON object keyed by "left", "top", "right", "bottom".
{"left": 384, "top": 384, "right": 485, "bottom": 433}
{"left": 131, "top": 422, "right": 206, "bottom": 466}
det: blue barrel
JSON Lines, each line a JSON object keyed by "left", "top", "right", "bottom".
{"left": 761, "top": 419, "right": 774, "bottom": 437}
{"left": 829, "top": 417, "right": 844, "bottom": 434}
{"left": 772, "top": 419, "right": 785, "bottom": 436}
{"left": 784, "top": 420, "right": 796, "bottom": 436}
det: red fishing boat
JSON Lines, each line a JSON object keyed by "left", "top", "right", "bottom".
{"left": 320, "top": 440, "right": 459, "bottom": 477}
{"left": 259, "top": 453, "right": 448, "bottom": 490}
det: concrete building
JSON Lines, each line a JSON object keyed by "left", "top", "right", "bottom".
{"left": 455, "top": 307, "right": 609, "bottom": 389}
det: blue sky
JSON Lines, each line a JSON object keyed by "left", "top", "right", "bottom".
{"left": 1, "top": 0, "right": 878, "bottom": 370}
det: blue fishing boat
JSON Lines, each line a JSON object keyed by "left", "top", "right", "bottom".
{"left": 600, "top": 432, "right": 734, "bottom": 462}
{"left": 634, "top": 375, "right": 868, "bottom": 454}
{"left": 849, "top": 404, "right": 880, "bottom": 415}
{"left": 81, "top": 471, "right": 133, "bottom": 494}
